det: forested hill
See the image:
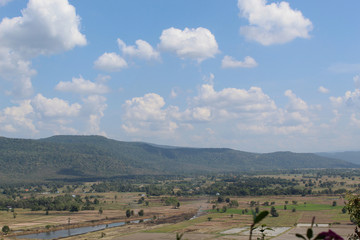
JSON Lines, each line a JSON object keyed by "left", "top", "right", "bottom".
{"left": 0, "top": 135, "right": 357, "bottom": 182}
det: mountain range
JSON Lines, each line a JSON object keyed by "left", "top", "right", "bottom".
{"left": 0, "top": 135, "right": 357, "bottom": 182}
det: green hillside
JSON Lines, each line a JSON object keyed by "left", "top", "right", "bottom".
{"left": 0, "top": 135, "right": 357, "bottom": 182}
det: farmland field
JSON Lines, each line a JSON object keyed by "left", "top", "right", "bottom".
{"left": 0, "top": 170, "right": 359, "bottom": 239}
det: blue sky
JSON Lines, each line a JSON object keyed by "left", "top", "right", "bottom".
{"left": 0, "top": 0, "right": 359, "bottom": 153}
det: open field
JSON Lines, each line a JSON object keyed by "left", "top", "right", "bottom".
{"left": 0, "top": 171, "right": 359, "bottom": 239}
{"left": 2, "top": 194, "right": 352, "bottom": 240}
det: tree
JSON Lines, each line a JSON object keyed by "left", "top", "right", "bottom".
{"left": 222, "top": 205, "right": 227, "bottom": 213}
{"left": 70, "top": 204, "right": 79, "bottom": 212}
{"left": 99, "top": 207, "right": 103, "bottom": 215}
{"left": 230, "top": 200, "right": 239, "bottom": 208}
{"left": 332, "top": 201, "right": 337, "bottom": 207}
{"left": 138, "top": 209, "right": 144, "bottom": 216}
{"left": 165, "top": 197, "right": 179, "bottom": 209}
{"left": 270, "top": 206, "right": 279, "bottom": 217}
{"left": 342, "top": 207, "right": 347, "bottom": 214}
{"left": 2, "top": 225, "right": 10, "bottom": 235}
{"left": 126, "top": 209, "right": 131, "bottom": 218}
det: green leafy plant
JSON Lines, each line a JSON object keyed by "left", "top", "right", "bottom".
{"left": 256, "top": 224, "right": 273, "bottom": 240}
{"left": 176, "top": 232, "right": 184, "bottom": 240}
{"left": 249, "top": 210, "right": 269, "bottom": 240}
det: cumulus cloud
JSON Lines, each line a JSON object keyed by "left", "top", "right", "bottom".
{"left": 81, "top": 95, "right": 107, "bottom": 135}
{"left": 221, "top": 55, "right": 258, "bottom": 68}
{"left": 0, "top": 100, "right": 37, "bottom": 133}
{"left": 55, "top": 76, "right": 109, "bottom": 95}
{"left": 159, "top": 27, "right": 219, "bottom": 62}
{"left": 0, "top": 0, "right": 86, "bottom": 56}
{"left": 31, "top": 94, "right": 81, "bottom": 118}
{"left": 0, "top": 0, "right": 86, "bottom": 97}
{"left": 0, "top": 93, "right": 108, "bottom": 136}
{"left": 94, "top": 52, "right": 127, "bottom": 72}
{"left": 190, "top": 107, "right": 212, "bottom": 121}
{"left": 0, "top": 49, "right": 36, "bottom": 97}
{"left": 318, "top": 86, "right": 329, "bottom": 94}
{"left": 238, "top": 0, "right": 313, "bottom": 45}
{"left": 122, "top": 93, "right": 179, "bottom": 134}
{"left": 327, "top": 79, "right": 360, "bottom": 135}
{"left": 118, "top": 38, "right": 160, "bottom": 60}
{"left": 284, "top": 90, "right": 308, "bottom": 112}
{"left": 122, "top": 83, "right": 314, "bottom": 142}
{"left": 123, "top": 93, "right": 166, "bottom": 122}
{"left": 330, "top": 89, "right": 360, "bottom": 110}
{"left": 194, "top": 84, "right": 277, "bottom": 113}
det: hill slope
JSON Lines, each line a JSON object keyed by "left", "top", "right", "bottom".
{"left": 316, "top": 151, "right": 360, "bottom": 165}
{"left": 0, "top": 135, "right": 357, "bottom": 182}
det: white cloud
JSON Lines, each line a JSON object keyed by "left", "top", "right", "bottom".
{"left": 81, "top": 95, "right": 107, "bottom": 135}
{"left": 55, "top": 76, "right": 109, "bottom": 95}
{"left": 31, "top": 94, "right": 81, "bottom": 118}
{"left": 123, "top": 93, "right": 166, "bottom": 121}
{"left": 122, "top": 93, "right": 179, "bottom": 134}
{"left": 122, "top": 84, "right": 315, "bottom": 146}
{"left": 191, "top": 107, "right": 212, "bottom": 121}
{"left": 351, "top": 113, "right": 360, "bottom": 127}
{"left": 0, "top": 0, "right": 86, "bottom": 56}
{"left": 221, "top": 55, "right": 258, "bottom": 68}
{"left": 159, "top": 27, "right": 219, "bottom": 62}
{"left": 0, "top": 49, "right": 36, "bottom": 97}
{"left": 0, "top": 100, "right": 37, "bottom": 133}
{"left": 0, "top": 0, "right": 86, "bottom": 97}
{"left": 238, "top": 0, "right": 313, "bottom": 45}
{"left": 118, "top": 38, "right": 160, "bottom": 60}
{"left": 318, "top": 86, "right": 329, "bottom": 94}
{"left": 284, "top": 90, "right": 308, "bottom": 112}
{"left": 170, "top": 88, "right": 178, "bottom": 98}
{"left": 195, "top": 84, "right": 277, "bottom": 113}
{"left": 331, "top": 89, "right": 360, "bottom": 110}
{"left": 330, "top": 86, "right": 360, "bottom": 131}
{"left": 94, "top": 52, "right": 127, "bottom": 72}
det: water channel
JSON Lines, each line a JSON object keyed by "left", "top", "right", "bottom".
{"left": 16, "top": 219, "right": 147, "bottom": 239}
{"left": 16, "top": 206, "right": 204, "bottom": 239}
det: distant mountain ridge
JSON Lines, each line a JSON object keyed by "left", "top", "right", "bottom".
{"left": 0, "top": 135, "right": 357, "bottom": 182}
{"left": 316, "top": 151, "right": 360, "bottom": 165}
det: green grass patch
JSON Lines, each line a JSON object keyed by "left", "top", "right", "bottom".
{"left": 207, "top": 208, "right": 253, "bottom": 215}
{"left": 272, "top": 204, "right": 343, "bottom": 211}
